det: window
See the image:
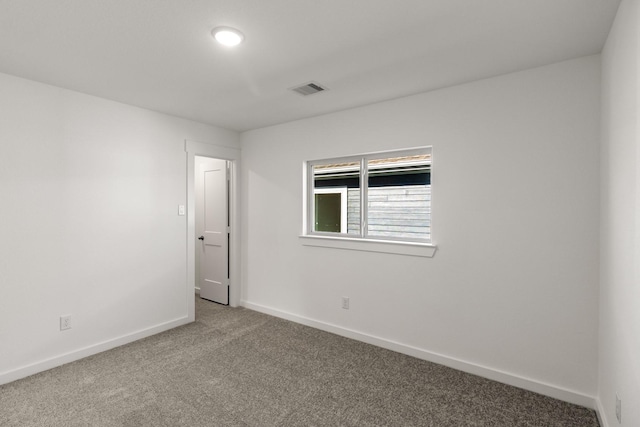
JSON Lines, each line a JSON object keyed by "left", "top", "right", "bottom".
{"left": 305, "top": 147, "right": 432, "bottom": 249}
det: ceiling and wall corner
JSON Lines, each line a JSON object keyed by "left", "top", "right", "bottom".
{"left": 0, "top": 0, "right": 621, "bottom": 131}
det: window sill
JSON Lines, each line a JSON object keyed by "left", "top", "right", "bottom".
{"left": 299, "top": 235, "right": 437, "bottom": 258}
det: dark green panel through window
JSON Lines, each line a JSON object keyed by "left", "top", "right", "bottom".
{"left": 315, "top": 193, "right": 342, "bottom": 232}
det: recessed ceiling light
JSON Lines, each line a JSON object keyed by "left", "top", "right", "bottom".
{"left": 211, "top": 26, "right": 244, "bottom": 47}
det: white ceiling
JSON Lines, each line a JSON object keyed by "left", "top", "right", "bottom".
{"left": 0, "top": 0, "right": 620, "bottom": 132}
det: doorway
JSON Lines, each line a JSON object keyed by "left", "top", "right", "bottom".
{"left": 195, "top": 156, "right": 229, "bottom": 305}
{"left": 185, "top": 140, "right": 240, "bottom": 321}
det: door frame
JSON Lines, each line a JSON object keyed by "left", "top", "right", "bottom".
{"left": 185, "top": 140, "right": 240, "bottom": 321}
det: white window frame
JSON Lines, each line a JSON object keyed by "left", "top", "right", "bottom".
{"left": 301, "top": 147, "right": 436, "bottom": 258}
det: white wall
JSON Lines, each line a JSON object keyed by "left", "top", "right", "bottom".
{"left": 599, "top": 0, "right": 640, "bottom": 425}
{"left": 240, "top": 56, "right": 601, "bottom": 405}
{"left": 0, "top": 72, "right": 239, "bottom": 384}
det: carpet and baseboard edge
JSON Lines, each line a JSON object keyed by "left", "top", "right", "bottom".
{"left": 0, "top": 316, "right": 191, "bottom": 386}
{"left": 595, "top": 397, "right": 610, "bottom": 427}
{"left": 241, "top": 300, "right": 598, "bottom": 412}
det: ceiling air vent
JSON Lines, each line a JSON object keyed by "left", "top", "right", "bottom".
{"left": 290, "top": 81, "right": 328, "bottom": 96}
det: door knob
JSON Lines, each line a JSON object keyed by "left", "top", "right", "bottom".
{"left": 198, "top": 236, "right": 205, "bottom": 241}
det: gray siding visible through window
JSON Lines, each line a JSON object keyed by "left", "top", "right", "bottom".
{"left": 347, "top": 185, "right": 431, "bottom": 240}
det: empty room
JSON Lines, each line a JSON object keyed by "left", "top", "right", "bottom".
{"left": 0, "top": 1, "right": 638, "bottom": 426}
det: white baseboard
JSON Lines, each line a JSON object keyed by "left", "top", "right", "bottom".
{"left": 0, "top": 316, "right": 191, "bottom": 386}
{"left": 195, "top": 286, "right": 201, "bottom": 294}
{"left": 595, "top": 397, "right": 610, "bottom": 427}
{"left": 241, "top": 300, "right": 597, "bottom": 410}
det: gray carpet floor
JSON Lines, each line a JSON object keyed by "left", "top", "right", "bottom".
{"left": 1, "top": 298, "right": 600, "bottom": 426}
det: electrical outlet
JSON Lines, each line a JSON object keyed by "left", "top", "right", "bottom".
{"left": 60, "top": 315, "right": 72, "bottom": 331}
{"left": 341, "top": 297, "right": 349, "bottom": 310}
{"left": 616, "top": 393, "right": 621, "bottom": 424}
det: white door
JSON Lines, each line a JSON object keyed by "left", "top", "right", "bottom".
{"left": 197, "top": 158, "right": 229, "bottom": 304}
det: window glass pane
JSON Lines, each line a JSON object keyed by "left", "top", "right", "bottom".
{"left": 313, "top": 162, "right": 360, "bottom": 234}
{"left": 315, "top": 193, "right": 341, "bottom": 232}
{"left": 367, "top": 154, "right": 431, "bottom": 241}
